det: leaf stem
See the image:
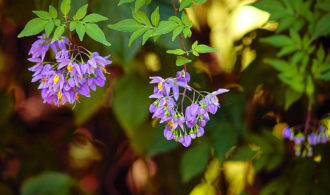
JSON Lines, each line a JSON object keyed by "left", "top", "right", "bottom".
{"left": 303, "top": 98, "right": 312, "bottom": 134}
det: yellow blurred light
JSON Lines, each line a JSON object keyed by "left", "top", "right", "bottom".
{"left": 144, "top": 52, "right": 160, "bottom": 72}
{"left": 241, "top": 47, "right": 256, "bottom": 71}
{"left": 204, "top": 159, "right": 221, "bottom": 184}
{"left": 273, "top": 123, "right": 289, "bottom": 140}
{"left": 223, "top": 161, "right": 254, "bottom": 195}
{"left": 314, "top": 154, "right": 322, "bottom": 163}
{"left": 229, "top": 5, "right": 270, "bottom": 41}
{"left": 190, "top": 183, "right": 216, "bottom": 195}
{"left": 69, "top": 141, "right": 101, "bottom": 168}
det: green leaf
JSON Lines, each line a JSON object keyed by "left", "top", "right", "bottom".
{"left": 113, "top": 74, "right": 150, "bottom": 131}
{"left": 195, "top": 44, "right": 216, "bottom": 53}
{"left": 169, "top": 16, "right": 182, "bottom": 24}
{"left": 316, "top": 71, "right": 330, "bottom": 81}
{"left": 128, "top": 27, "right": 148, "bottom": 46}
{"left": 108, "top": 19, "right": 143, "bottom": 32}
{"left": 277, "top": 16, "right": 296, "bottom": 32}
{"left": 289, "top": 29, "right": 301, "bottom": 46}
{"left": 277, "top": 45, "right": 297, "bottom": 57}
{"left": 183, "top": 27, "right": 191, "bottom": 38}
{"left": 49, "top": 5, "right": 57, "bottom": 19}
{"left": 305, "top": 75, "right": 314, "bottom": 96}
{"left": 21, "top": 171, "right": 75, "bottom": 195}
{"left": 153, "top": 21, "right": 178, "bottom": 36}
{"left": 73, "top": 4, "right": 88, "bottom": 20}
{"left": 316, "top": 46, "right": 325, "bottom": 62}
{"left": 76, "top": 22, "right": 86, "bottom": 41}
{"left": 166, "top": 49, "right": 185, "bottom": 55}
{"left": 172, "top": 25, "right": 184, "bottom": 41}
{"left": 135, "top": 0, "right": 146, "bottom": 11}
{"left": 132, "top": 9, "right": 151, "bottom": 26}
{"left": 69, "top": 21, "right": 77, "bottom": 31}
{"left": 32, "top": 11, "right": 51, "bottom": 20}
{"left": 264, "top": 58, "right": 290, "bottom": 72}
{"left": 192, "top": 40, "right": 198, "bottom": 50}
{"left": 83, "top": 13, "right": 108, "bottom": 23}
{"left": 181, "top": 12, "right": 192, "bottom": 27}
{"left": 44, "top": 21, "right": 55, "bottom": 37}
{"left": 54, "top": 19, "right": 61, "bottom": 26}
{"left": 17, "top": 18, "right": 48, "bottom": 38}
{"left": 85, "top": 23, "right": 111, "bottom": 46}
{"left": 180, "top": 0, "right": 194, "bottom": 11}
{"left": 176, "top": 56, "right": 191, "bottom": 66}
{"left": 284, "top": 87, "right": 302, "bottom": 110}
{"left": 279, "top": 73, "right": 304, "bottom": 92}
{"left": 148, "top": 124, "right": 179, "bottom": 157}
{"left": 51, "top": 25, "right": 65, "bottom": 43}
{"left": 180, "top": 142, "right": 209, "bottom": 182}
{"left": 142, "top": 29, "right": 155, "bottom": 45}
{"left": 151, "top": 7, "right": 160, "bottom": 26}
{"left": 313, "top": 13, "right": 330, "bottom": 40}
{"left": 230, "top": 146, "right": 257, "bottom": 161}
{"left": 118, "top": 0, "right": 134, "bottom": 6}
{"left": 60, "top": 0, "right": 71, "bottom": 16}
{"left": 260, "top": 35, "right": 293, "bottom": 47}
{"left": 213, "top": 128, "right": 237, "bottom": 161}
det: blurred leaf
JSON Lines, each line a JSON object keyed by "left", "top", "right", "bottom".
{"left": 172, "top": 25, "right": 184, "bottom": 41}
{"left": 316, "top": 46, "right": 325, "bottom": 62}
{"left": 17, "top": 18, "right": 48, "bottom": 38}
{"left": 194, "top": 0, "right": 207, "bottom": 4}
{"left": 180, "top": 142, "right": 210, "bottom": 182}
{"left": 113, "top": 74, "right": 150, "bottom": 132}
{"left": 284, "top": 87, "right": 302, "bottom": 110}
{"left": 74, "top": 86, "right": 106, "bottom": 125}
{"left": 148, "top": 124, "right": 179, "bottom": 156}
{"left": 260, "top": 35, "right": 293, "bottom": 48}
{"left": 142, "top": 29, "right": 155, "bottom": 45}
{"left": 212, "top": 127, "right": 238, "bottom": 161}
{"left": 151, "top": 7, "right": 160, "bottom": 26}
{"left": 118, "top": 0, "right": 134, "bottom": 6}
{"left": 313, "top": 13, "right": 330, "bottom": 40}
{"left": 277, "top": 16, "right": 296, "bottom": 32}
{"left": 60, "top": 0, "right": 71, "bottom": 16}
{"left": 230, "top": 146, "right": 257, "bottom": 161}
{"left": 176, "top": 56, "right": 191, "bottom": 66}
{"left": 305, "top": 75, "right": 314, "bottom": 96}
{"left": 21, "top": 171, "right": 75, "bottom": 195}
{"left": 277, "top": 45, "right": 297, "bottom": 57}
{"left": 135, "top": 0, "right": 146, "bottom": 11}
{"left": 108, "top": 19, "right": 143, "bottom": 32}
{"left": 85, "top": 23, "right": 111, "bottom": 46}
{"left": 83, "top": 13, "right": 108, "bottom": 23}
{"left": 316, "top": 71, "right": 330, "bottom": 81}
{"left": 264, "top": 58, "right": 291, "bottom": 72}
{"left": 73, "top": 4, "right": 88, "bottom": 20}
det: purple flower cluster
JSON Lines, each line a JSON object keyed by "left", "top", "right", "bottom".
{"left": 283, "top": 125, "right": 329, "bottom": 157}
{"left": 27, "top": 34, "right": 111, "bottom": 105}
{"left": 149, "top": 70, "right": 229, "bottom": 147}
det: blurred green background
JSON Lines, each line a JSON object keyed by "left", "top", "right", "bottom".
{"left": 0, "top": 0, "right": 329, "bottom": 194}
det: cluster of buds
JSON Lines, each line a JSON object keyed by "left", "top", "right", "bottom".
{"left": 149, "top": 70, "right": 229, "bottom": 147}
{"left": 283, "top": 125, "right": 329, "bottom": 157}
{"left": 28, "top": 34, "right": 111, "bottom": 105}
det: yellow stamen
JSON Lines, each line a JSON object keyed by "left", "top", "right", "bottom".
{"left": 75, "top": 93, "right": 80, "bottom": 100}
{"left": 67, "top": 65, "right": 72, "bottom": 72}
{"left": 158, "top": 83, "right": 163, "bottom": 91}
{"left": 53, "top": 75, "right": 60, "bottom": 83}
{"left": 169, "top": 121, "right": 173, "bottom": 127}
{"left": 57, "top": 91, "right": 62, "bottom": 99}
{"left": 42, "top": 78, "right": 46, "bottom": 84}
{"left": 102, "top": 68, "right": 107, "bottom": 74}
{"left": 216, "top": 96, "right": 219, "bottom": 102}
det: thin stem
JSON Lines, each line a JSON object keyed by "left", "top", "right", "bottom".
{"left": 304, "top": 98, "right": 312, "bottom": 134}
{"left": 171, "top": 0, "right": 189, "bottom": 114}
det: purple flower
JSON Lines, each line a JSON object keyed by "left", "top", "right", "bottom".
{"left": 283, "top": 127, "right": 294, "bottom": 140}
{"left": 293, "top": 133, "right": 305, "bottom": 145}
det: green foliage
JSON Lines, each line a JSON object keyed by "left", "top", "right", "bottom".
{"left": 17, "top": 18, "right": 48, "bottom": 38}
{"left": 85, "top": 23, "right": 111, "bottom": 46}
{"left": 21, "top": 171, "right": 75, "bottom": 195}
{"left": 180, "top": 141, "right": 210, "bottom": 182}
{"left": 60, "top": 0, "right": 71, "bottom": 16}
{"left": 73, "top": 4, "right": 88, "bottom": 20}
{"left": 176, "top": 56, "right": 191, "bottom": 66}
